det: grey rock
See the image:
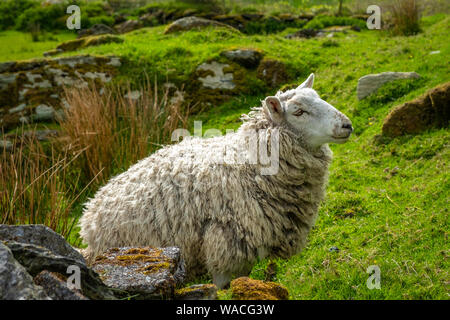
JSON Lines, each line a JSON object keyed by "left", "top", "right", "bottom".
{"left": 92, "top": 246, "right": 186, "bottom": 300}
{"left": 197, "top": 61, "right": 235, "bottom": 90}
{"left": 0, "top": 73, "right": 17, "bottom": 90}
{"left": 3, "top": 240, "right": 116, "bottom": 300}
{"left": 78, "top": 24, "right": 117, "bottom": 38}
{"left": 221, "top": 49, "right": 263, "bottom": 69}
{"left": 115, "top": 20, "right": 143, "bottom": 34}
{"left": 0, "top": 139, "right": 13, "bottom": 152}
{"left": 34, "top": 270, "right": 88, "bottom": 300}
{"left": 0, "top": 224, "right": 85, "bottom": 265}
{"left": 8, "top": 103, "right": 26, "bottom": 114}
{"left": 0, "top": 242, "right": 50, "bottom": 300}
{"left": 175, "top": 284, "right": 218, "bottom": 300}
{"left": 32, "top": 105, "right": 55, "bottom": 122}
{"left": 164, "top": 16, "right": 237, "bottom": 34}
{"left": 357, "top": 72, "right": 421, "bottom": 100}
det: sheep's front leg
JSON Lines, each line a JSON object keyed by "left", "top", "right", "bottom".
{"left": 213, "top": 273, "right": 232, "bottom": 289}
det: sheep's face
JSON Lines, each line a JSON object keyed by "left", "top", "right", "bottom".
{"left": 264, "top": 74, "right": 353, "bottom": 149}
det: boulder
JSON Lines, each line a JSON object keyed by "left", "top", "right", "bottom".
{"left": 0, "top": 224, "right": 85, "bottom": 265}
{"left": 34, "top": 270, "right": 88, "bottom": 300}
{"left": 77, "top": 24, "right": 117, "bottom": 38}
{"left": 92, "top": 246, "right": 186, "bottom": 299}
{"left": 164, "top": 16, "right": 238, "bottom": 34}
{"left": 0, "top": 242, "right": 50, "bottom": 300}
{"left": 257, "top": 59, "right": 290, "bottom": 88}
{"left": 382, "top": 82, "right": 450, "bottom": 137}
{"left": 3, "top": 240, "right": 116, "bottom": 300}
{"left": 174, "top": 284, "right": 218, "bottom": 300}
{"left": 230, "top": 277, "right": 289, "bottom": 300}
{"left": 221, "top": 49, "right": 263, "bottom": 69}
{"left": 115, "top": 20, "right": 143, "bottom": 34}
{"left": 357, "top": 72, "right": 421, "bottom": 100}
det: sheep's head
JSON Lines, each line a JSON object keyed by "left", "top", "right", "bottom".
{"left": 263, "top": 74, "right": 353, "bottom": 149}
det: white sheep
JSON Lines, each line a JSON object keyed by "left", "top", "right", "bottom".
{"left": 79, "top": 74, "right": 353, "bottom": 288}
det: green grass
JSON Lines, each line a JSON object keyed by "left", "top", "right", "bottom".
{"left": 82, "top": 14, "right": 449, "bottom": 299}
{"left": 0, "top": 30, "right": 76, "bottom": 62}
{"left": 1, "top": 10, "right": 449, "bottom": 299}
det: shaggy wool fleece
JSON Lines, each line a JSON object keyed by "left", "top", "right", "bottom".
{"left": 79, "top": 106, "right": 332, "bottom": 283}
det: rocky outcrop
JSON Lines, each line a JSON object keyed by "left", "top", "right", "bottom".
{"left": 92, "top": 246, "right": 185, "bottom": 300}
{"left": 164, "top": 16, "right": 238, "bottom": 34}
{"left": 0, "top": 55, "right": 121, "bottom": 131}
{"left": 0, "top": 224, "right": 85, "bottom": 264}
{"left": 357, "top": 72, "right": 421, "bottom": 100}
{"left": 382, "top": 82, "right": 450, "bottom": 137}
{"left": 230, "top": 277, "right": 289, "bottom": 300}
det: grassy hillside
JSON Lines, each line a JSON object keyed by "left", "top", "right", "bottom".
{"left": 0, "top": 8, "right": 448, "bottom": 299}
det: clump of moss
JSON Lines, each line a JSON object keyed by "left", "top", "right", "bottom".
{"left": 230, "top": 277, "right": 289, "bottom": 300}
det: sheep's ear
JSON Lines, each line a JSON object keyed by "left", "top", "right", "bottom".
{"left": 264, "top": 96, "right": 284, "bottom": 123}
{"left": 297, "top": 73, "right": 315, "bottom": 90}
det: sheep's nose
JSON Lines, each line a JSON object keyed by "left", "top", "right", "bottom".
{"left": 342, "top": 123, "right": 353, "bottom": 132}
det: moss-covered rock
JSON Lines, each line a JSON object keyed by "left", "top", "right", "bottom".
{"left": 230, "top": 277, "right": 289, "bottom": 300}
{"left": 55, "top": 35, "right": 124, "bottom": 53}
{"left": 164, "top": 16, "right": 239, "bottom": 34}
{"left": 382, "top": 82, "right": 450, "bottom": 137}
{"left": 91, "top": 246, "right": 185, "bottom": 300}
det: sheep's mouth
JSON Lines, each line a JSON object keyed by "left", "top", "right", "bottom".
{"left": 332, "top": 135, "right": 351, "bottom": 140}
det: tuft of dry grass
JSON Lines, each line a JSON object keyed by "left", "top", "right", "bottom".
{"left": 387, "top": 0, "right": 422, "bottom": 35}
{"left": 0, "top": 129, "right": 84, "bottom": 237}
{"left": 58, "top": 80, "right": 189, "bottom": 186}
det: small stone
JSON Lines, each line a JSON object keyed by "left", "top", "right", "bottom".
{"left": 8, "top": 103, "right": 26, "bottom": 114}
{"left": 174, "top": 284, "right": 218, "bottom": 300}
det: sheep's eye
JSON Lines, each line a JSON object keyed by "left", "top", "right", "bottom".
{"left": 293, "top": 109, "right": 306, "bottom": 116}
